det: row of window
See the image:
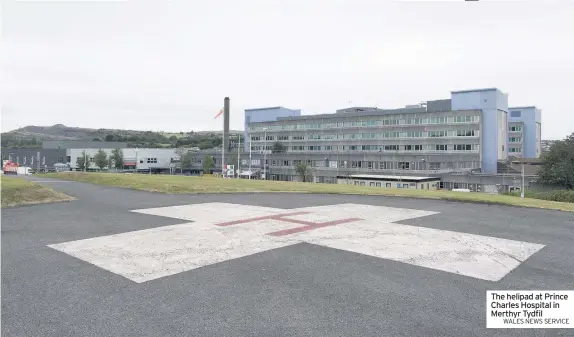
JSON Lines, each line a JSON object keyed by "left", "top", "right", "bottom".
{"left": 509, "top": 147, "right": 522, "bottom": 153}
{"left": 249, "top": 115, "right": 480, "bottom": 132}
{"left": 251, "top": 130, "right": 478, "bottom": 142}
{"left": 240, "top": 158, "right": 478, "bottom": 170}
{"left": 509, "top": 137, "right": 522, "bottom": 143}
{"left": 509, "top": 125, "right": 523, "bottom": 132}
{"left": 250, "top": 144, "right": 480, "bottom": 152}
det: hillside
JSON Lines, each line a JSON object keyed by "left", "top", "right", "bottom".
{"left": 1, "top": 124, "right": 243, "bottom": 149}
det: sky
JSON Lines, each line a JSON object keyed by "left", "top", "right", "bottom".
{"left": 2, "top": 0, "right": 573, "bottom": 140}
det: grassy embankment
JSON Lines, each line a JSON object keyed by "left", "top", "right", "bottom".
{"left": 1, "top": 176, "right": 74, "bottom": 208}
{"left": 43, "top": 172, "right": 574, "bottom": 212}
{"left": 506, "top": 189, "right": 574, "bottom": 203}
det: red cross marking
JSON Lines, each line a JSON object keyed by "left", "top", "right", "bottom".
{"left": 214, "top": 211, "right": 363, "bottom": 237}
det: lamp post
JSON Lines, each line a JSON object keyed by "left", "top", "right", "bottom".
{"left": 521, "top": 159, "right": 525, "bottom": 198}
{"left": 263, "top": 128, "right": 268, "bottom": 180}
{"left": 249, "top": 141, "right": 252, "bottom": 180}
{"left": 324, "top": 157, "right": 329, "bottom": 183}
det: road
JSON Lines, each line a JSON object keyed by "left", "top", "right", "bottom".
{"left": 2, "top": 176, "right": 573, "bottom": 337}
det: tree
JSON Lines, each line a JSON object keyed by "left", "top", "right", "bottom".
{"left": 174, "top": 148, "right": 189, "bottom": 173}
{"left": 198, "top": 140, "right": 214, "bottom": 150}
{"left": 182, "top": 152, "right": 194, "bottom": 170}
{"left": 271, "top": 141, "right": 287, "bottom": 153}
{"left": 229, "top": 152, "right": 238, "bottom": 167}
{"left": 105, "top": 134, "right": 115, "bottom": 141}
{"left": 295, "top": 162, "right": 313, "bottom": 182}
{"left": 76, "top": 151, "right": 89, "bottom": 171}
{"left": 538, "top": 133, "right": 574, "bottom": 189}
{"left": 203, "top": 155, "right": 214, "bottom": 174}
{"left": 93, "top": 149, "right": 109, "bottom": 170}
{"left": 111, "top": 148, "right": 124, "bottom": 169}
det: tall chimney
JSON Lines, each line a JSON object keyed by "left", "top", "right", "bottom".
{"left": 223, "top": 97, "right": 230, "bottom": 163}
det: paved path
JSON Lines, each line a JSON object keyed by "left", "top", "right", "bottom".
{"left": 2, "top": 176, "right": 573, "bottom": 337}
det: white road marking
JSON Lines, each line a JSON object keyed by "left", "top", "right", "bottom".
{"left": 48, "top": 203, "right": 545, "bottom": 283}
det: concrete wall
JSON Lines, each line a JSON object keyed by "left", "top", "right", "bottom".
{"left": 451, "top": 88, "right": 508, "bottom": 174}
{"left": 508, "top": 106, "right": 541, "bottom": 158}
{"left": 244, "top": 107, "right": 301, "bottom": 151}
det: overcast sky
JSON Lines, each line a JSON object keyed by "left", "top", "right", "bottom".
{"left": 2, "top": 0, "right": 573, "bottom": 139}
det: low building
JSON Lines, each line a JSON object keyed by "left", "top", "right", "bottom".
{"left": 337, "top": 174, "right": 440, "bottom": 190}
{"left": 1, "top": 141, "right": 129, "bottom": 170}
{"left": 1, "top": 148, "right": 66, "bottom": 169}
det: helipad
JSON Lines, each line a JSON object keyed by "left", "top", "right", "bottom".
{"left": 47, "top": 202, "right": 545, "bottom": 283}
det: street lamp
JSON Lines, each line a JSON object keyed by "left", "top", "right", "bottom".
{"left": 263, "top": 128, "right": 268, "bottom": 180}
{"left": 248, "top": 140, "right": 252, "bottom": 180}
{"left": 520, "top": 157, "right": 525, "bottom": 198}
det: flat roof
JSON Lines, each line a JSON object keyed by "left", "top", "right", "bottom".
{"left": 259, "top": 108, "right": 480, "bottom": 124}
{"left": 245, "top": 106, "right": 297, "bottom": 112}
{"left": 338, "top": 174, "right": 440, "bottom": 182}
{"left": 451, "top": 88, "right": 500, "bottom": 94}
{"left": 509, "top": 106, "right": 536, "bottom": 110}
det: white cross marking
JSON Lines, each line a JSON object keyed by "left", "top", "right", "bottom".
{"left": 48, "top": 203, "right": 545, "bottom": 283}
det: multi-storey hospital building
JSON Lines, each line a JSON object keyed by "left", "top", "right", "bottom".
{"left": 244, "top": 88, "right": 541, "bottom": 183}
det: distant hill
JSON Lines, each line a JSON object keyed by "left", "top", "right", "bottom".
{"left": 1, "top": 124, "right": 243, "bottom": 149}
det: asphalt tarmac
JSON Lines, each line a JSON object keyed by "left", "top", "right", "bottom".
{"left": 2, "top": 176, "right": 573, "bottom": 337}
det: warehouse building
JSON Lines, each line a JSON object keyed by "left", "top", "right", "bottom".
{"left": 1, "top": 141, "right": 127, "bottom": 170}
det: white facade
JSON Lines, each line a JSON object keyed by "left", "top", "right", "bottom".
{"left": 337, "top": 175, "right": 440, "bottom": 190}
{"left": 67, "top": 148, "right": 181, "bottom": 170}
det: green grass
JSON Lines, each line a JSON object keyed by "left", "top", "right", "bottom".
{"left": 1, "top": 176, "right": 74, "bottom": 208}
{"left": 506, "top": 189, "right": 574, "bottom": 203}
{"left": 43, "top": 172, "right": 574, "bottom": 212}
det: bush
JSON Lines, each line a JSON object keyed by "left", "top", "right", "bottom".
{"left": 506, "top": 190, "right": 574, "bottom": 203}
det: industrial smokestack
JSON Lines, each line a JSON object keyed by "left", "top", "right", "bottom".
{"left": 223, "top": 97, "right": 230, "bottom": 163}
